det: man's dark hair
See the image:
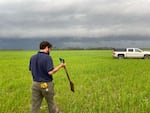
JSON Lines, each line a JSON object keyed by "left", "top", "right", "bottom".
{"left": 40, "top": 41, "right": 52, "bottom": 49}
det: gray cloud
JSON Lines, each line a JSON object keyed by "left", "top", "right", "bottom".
{"left": 0, "top": 0, "right": 150, "bottom": 38}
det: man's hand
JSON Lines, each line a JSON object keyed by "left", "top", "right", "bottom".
{"left": 60, "top": 63, "right": 66, "bottom": 68}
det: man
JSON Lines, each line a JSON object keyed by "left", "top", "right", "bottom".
{"left": 29, "top": 41, "right": 65, "bottom": 113}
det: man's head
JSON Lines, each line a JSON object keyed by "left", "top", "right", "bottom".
{"left": 40, "top": 41, "right": 52, "bottom": 49}
{"left": 39, "top": 41, "right": 52, "bottom": 54}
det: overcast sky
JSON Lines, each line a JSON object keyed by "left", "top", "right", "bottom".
{"left": 0, "top": 0, "right": 150, "bottom": 49}
{"left": 0, "top": 0, "right": 150, "bottom": 38}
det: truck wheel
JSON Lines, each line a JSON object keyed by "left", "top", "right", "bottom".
{"left": 144, "top": 55, "right": 150, "bottom": 59}
{"left": 118, "top": 55, "right": 124, "bottom": 59}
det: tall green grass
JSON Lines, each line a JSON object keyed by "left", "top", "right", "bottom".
{"left": 1, "top": 50, "right": 150, "bottom": 113}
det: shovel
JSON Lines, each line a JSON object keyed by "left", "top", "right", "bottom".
{"left": 59, "top": 58, "right": 75, "bottom": 92}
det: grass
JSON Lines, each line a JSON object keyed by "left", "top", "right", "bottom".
{"left": 1, "top": 50, "right": 150, "bottom": 113}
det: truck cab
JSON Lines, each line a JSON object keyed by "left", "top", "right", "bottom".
{"left": 126, "top": 48, "right": 143, "bottom": 58}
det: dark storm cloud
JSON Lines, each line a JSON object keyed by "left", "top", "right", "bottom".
{"left": 1, "top": 36, "right": 150, "bottom": 50}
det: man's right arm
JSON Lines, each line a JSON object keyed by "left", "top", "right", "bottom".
{"left": 48, "top": 63, "right": 66, "bottom": 75}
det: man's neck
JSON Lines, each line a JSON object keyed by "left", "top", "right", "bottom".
{"left": 40, "top": 49, "right": 47, "bottom": 53}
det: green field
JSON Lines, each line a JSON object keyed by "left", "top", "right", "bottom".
{"left": 1, "top": 50, "right": 150, "bottom": 113}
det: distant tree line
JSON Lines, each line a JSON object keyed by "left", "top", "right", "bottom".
{"left": 53, "top": 47, "right": 114, "bottom": 50}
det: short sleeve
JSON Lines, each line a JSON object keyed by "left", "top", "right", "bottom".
{"left": 46, "top": 56, "right": 54, "bottom": 72}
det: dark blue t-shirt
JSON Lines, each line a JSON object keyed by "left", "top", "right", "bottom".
{"left": 29, "top": 52, "right": 54, "bottom": 82}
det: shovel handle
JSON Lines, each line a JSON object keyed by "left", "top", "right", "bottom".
{"left": 59, "top": 58, "right": 71, "bottom": 81}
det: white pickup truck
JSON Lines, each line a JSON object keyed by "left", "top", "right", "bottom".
{"left": 113, "top": 48, "right": 150, "bottom": 59}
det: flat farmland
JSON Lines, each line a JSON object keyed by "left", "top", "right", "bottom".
{"left": 1, "top": 50, "right": 150, "bottom": 113}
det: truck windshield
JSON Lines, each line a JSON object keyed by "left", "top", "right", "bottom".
{"left": 135, "top": 48, "right": 143, "bottom": 52}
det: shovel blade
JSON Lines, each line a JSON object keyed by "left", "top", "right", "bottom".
{"left": 70, "top": 81, "right": 75, "bottom": 92}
